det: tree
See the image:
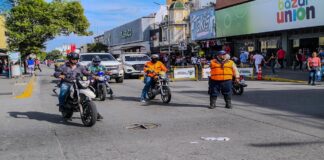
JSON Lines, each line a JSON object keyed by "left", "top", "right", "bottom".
{"left": 46, "top": 50, "right": 61, "bottom": 60}
{"left": 87, "top": 43, "right": 108, "bottom": 53}
{"left": 5, "top": 0, "right": 91, "bottom": 73}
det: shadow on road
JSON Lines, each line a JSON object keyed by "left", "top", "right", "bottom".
{"left": 249, "top": 141, "right": 324, "bottom": 148}
{"left": 115, "top": 96, "right": 209, "bottom": 108}
{"left": 8, "top": 111, "right": 84, "bottom": 127}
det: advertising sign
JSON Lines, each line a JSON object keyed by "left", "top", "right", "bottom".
{"left": 216, "top": 0, "right": 324, "bottom": 38}
{"left": 8, "top": 52, "right": 21, "bottom": 63}
{"left": 173, "top": 67, "right": 196, "bottom": 79}
{"left": 202, "top": 67, "right": 253, "bottom": 79}
{"left": 190, "top": 7, "right": 216, "bottom": 41}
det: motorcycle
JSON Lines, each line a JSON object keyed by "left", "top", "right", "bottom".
{"left": 61, "top": 75, "right": 98, "bottom": 127}
{"left": 147, "top": 72, "right": 172, "bottom": 103}
{"left": 232, "top": 76, "right": 248, "bottom": 95}
{"left": 90, "top": 71, "right": 114, "bottom": 101}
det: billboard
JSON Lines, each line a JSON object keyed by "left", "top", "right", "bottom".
{"left": 216, "top": 0, "right": 324, "bottom": 38}
{"left": 190, "top": 7, "right": 216, "bottom": 41}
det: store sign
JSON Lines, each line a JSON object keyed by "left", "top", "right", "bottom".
{"left": 216, "top": 0, "right": 324, "bottom": 38}
{"left": 190, "top": 7, "right": 216, "bottom": 41}
{"left": 120, "top": 29, "right": 133, "bottom": 39}
{"left": 173, "top": 67, "right": 196, "bottom": 79}
{"left": 202, "top": 67, "right": 211, "bottom": 79}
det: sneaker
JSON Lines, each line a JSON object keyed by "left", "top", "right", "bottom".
{"left": 140, "top": 99, "right": 146, "bottom": 103}
{"left": 97, "top": 113, "right": 103, "bottom": 120}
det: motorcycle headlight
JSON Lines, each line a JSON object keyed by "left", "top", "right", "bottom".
{"left": 98, "top": 76, "right": 105, "bottom": 81}
{"left": 79, "top": 80, "right": 90, "bottom": 88}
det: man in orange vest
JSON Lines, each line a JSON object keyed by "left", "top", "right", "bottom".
{"left": 140, "top": 54, "right": 168, "bottom": 102}
{"left": 209, "top": 51, "right": 240, "bottom": 109}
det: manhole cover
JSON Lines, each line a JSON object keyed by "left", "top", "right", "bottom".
{"left": 126, "top": 123, "right": 160, "bottom": 130}
{"left": 0, "top": 92, "right": 12, "bottom": 96}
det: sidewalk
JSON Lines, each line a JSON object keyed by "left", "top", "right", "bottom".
{"left": 0, "top": 74, "right": 32, "bottom": 98}
{"left": 261, "top": 67, "right": 324, "bottom": 84}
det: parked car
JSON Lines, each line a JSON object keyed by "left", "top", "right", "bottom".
{"left": 79, "top": 53, "right": 124, "bottom": 83}
{"left": 54, "top": 59, "right": 65, "bottom": 71}
{"left": 119, "top": 53, "right": 150, "bottom": 78}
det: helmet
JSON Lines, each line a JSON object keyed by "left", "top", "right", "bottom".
{"left": 217, "top": 50, "right": 227, "bottom": 56}
{"left": 151, "top": 54, "right": 159, "bottom": 59}
{"left": 92, "top": 56, "right": 101, "bottom": 66}
{"left": 67, "top": 52, "right": 79, "bottom": 60}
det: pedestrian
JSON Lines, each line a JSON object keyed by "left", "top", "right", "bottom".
{"left": 294, "top": 49, "right": 303, "bottom": 71}
{"left": 34, "top": 58, "right": 42, "bottom": 72}
{"left": 208, "top": 50, "right": 240, "bottom": 109}
{"left": 307, "top": 51, "right": 321, "bottom": 85}
{"left": 319, "top": 49, "right": 324, "bottom": 80}
{"left": 27, "top": 57, "right": 35, "bottom": 76}
{"left": 253, "top": 51, "right": 266, "bottom": 74}
{"left": 277, "top": 47, "right": 286, "bottom": 69}
{"left": 239, "top": 50, "right": 248, "bottom": 68}
{"left": 267, "top": 52, "right": 277, "bottom": 74}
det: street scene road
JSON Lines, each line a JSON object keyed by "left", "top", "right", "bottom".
{"left": 1, "top": 66, "right": 324, "bottom": 160}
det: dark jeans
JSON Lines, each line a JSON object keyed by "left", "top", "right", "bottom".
{"left": 294, "top": 61, "right": 303, "bottom": 70}
{"left": 141, "top": 76, "right": 154, "bottom": 100}
{"left": 308, "top": 70, "right": 316, "bottom": 84}
{"left": 34, "top": 64, "right": 42, "bottom": 72}
{"left": 59, "top": 82, "right": 71, "bottom": 106}
{"left": 209, "top": 80, "right": 232, "bottom": 97}
{"left": 278, "top": 59, "right": 284, "bottom": 69}
{"left": 270, "top": 60, "right": 276, "bottom": 74}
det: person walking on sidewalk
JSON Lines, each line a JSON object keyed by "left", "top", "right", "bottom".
{"left": 27, "top": 57, "right": 35, "bottom": 76}
{"left": 277, "top": 47, "right": 286, "bottom": 69}
{"left": 294, "top": 49, "right": 303, "bottom": 71}
{"left": 319, "top": 49, "right": 324, "bottom": 81}
{"left": 208, "top": 51, "right": 240, "bottom": 109}
{"left": 307, "top": 52, "right": 321, "bottom": 85}
{"left": 253, "top": 51, "right": 266, "bottom": 74}
{"left": 267, "top": 52, "right": 277, "bottom": 74}
{"left": 34, "top": 58, "right": 42, "bottom": 72}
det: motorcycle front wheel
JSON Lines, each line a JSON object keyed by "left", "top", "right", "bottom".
{"left": 81, "top": 101, "right": 97, "bottom": 127}
{"left": 99, "top": 85, "right": 106, "bottom": 101}
{"left": 161, "top": 86, "right": 171, "bottom": 104}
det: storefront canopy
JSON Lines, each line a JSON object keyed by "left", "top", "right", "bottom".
{"left": 0, "top": 53, "right": 8, "bottom": 57}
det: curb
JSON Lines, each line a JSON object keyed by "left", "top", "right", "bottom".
{"left": 262, "top": 76, "right": 307, "bottom": 83}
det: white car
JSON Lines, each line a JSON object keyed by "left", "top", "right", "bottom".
{"left": 79, "top": 53, "right": 124, "bottom": 83}
{"left": 120, "top": 53, "right": 150, "bottom": 78}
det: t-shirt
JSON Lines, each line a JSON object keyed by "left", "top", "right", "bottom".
{"left": 240, "top": 52, "right": 248, "bottom": 63}
{"left": 319, "top": 52, "right": 324, "bottom": 62}
{"left": 27, "top": 59, "right": 34, "bottom": 66}
{"left": 308, "top": 57, "right": 321, "bottom": 67}
{"left": 277, "top": 49, "right": 286, "bottom": 59}
{"left": 253, "top": 54, "right": 264, "bottom": 64}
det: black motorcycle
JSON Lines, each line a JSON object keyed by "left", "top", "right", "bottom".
{"left": 90, "top": 71, "right": 113, "bottom": 101}
{"left": 147, "top": 72, "right": 172, "bottom": 103}
{"left": 61, "top": 76, "right": 98, "bottom": 127}
{"left": 232, "top": 76, "right": 248, "bottom": 95}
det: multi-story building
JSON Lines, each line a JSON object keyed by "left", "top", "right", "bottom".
{"left": 0, "top": 15, "right": 7, "bottom": 50}
{"left": 215, "top": 0, "right": 324, "bottom": 65}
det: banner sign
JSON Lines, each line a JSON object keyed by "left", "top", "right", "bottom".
{"left": 216, "top": 0, "right": 324, "bottom": 38}
{"left": 173, "top": 67, "right": 196, "bottom": 79}
{"left": 8, "top": 52, "right": 20, "bottom": 63}
{"left": 201, "top": 67, "right": 253, "bottom": 79}
{"left": 190, "top": 7, "right": 216, "bottom": 41}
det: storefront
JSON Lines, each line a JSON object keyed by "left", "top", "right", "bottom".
{"left": 104, "top": 17, "right": 155, "bottom": 55}
{"left": 190, "top": 7, "right": 219, "bottom": 59}
{"left": 216, "top": 0, "right": 324, "bottom": 65}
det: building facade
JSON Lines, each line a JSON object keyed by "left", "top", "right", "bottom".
{"left": 0, "top": 15, "right": 7, "bottom": 50}
{"left": 215, "top": 0, "right": 324, "bottom": 65}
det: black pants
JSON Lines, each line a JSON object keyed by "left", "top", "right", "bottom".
{"left": 294, "top": 61, "right": 303, "bottom": 70}
{"left": 278, "top": 59, "right": 284, "bottom": 69}
{"left": 34, "top": 64, "right": 42, "bottom": 72}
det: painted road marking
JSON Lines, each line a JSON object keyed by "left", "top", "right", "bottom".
{"left": 15, "top": 76, "right": 36, "bottom": 99}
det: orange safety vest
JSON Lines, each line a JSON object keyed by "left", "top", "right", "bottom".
{"left": 144, "top": 61, "right": 168, "bottom": 77}
{"left": 210, "top": 59, "right": 234, "bottom": 81}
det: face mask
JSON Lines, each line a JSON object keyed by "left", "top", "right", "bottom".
{"left": 69, "top": 59, "right": 78, "bottom": 65}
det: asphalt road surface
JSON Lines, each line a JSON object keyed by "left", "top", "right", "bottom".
{"left": 0, "top": 66, "right": 324, "bottom": 160}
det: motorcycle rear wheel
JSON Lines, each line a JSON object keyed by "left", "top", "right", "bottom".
{"left": 147, "top": 88, "right": 156, "bottom": 100}
{"left": 233, "top": 85, "right": 244, "bottom": 95}
{"left": 161, "top": 86, "right": 171, "bottom": 104}
{"left": 62, "top": 110, "right": 73, "bottom": 119}
{"left": 81, "top": 101, "right": 97, "bottom": 127}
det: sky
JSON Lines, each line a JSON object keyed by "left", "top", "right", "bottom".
{"left": 45, "top": 0, "right": 165, "bottom": 51}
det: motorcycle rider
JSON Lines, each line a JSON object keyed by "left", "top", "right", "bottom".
{"left": 209, "top": 50, "right": 240, "bottom": 109}
{"left": 54, "top": 52, "right": 103, "bottom": 120}
{"left": 140, "top": 54, "right": 168, "bottom": 102}
{"left": 87, "top": 56, "right": 113, "bottom": 97}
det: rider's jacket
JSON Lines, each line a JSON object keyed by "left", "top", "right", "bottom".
{"left": 210, "top": 59, "right": 239, "bottom": 81}
{"left": 54, "top": 62, "right": 90, "bottom": 83}
{"left": 88, "top": 64, "right": 106, "bottom": 74}
{"left": 144, "top": 61, "right": 168, "bottom": 77}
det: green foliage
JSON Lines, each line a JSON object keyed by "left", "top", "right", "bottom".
{"left": 87, "top": 43, "right": 108, "bottom": 53}
{"left": 46, "top": 49, "right": 61, "bottom": 60}
{"left": 5, "top": 0, "right": 91, "bottom": 58}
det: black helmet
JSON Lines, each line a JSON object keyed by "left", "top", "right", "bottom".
{"left": 92, "top": 56, "right": 101, "bottom": 66}
{"left": 67, "top": 52, "right": 79, "bottom": 60}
